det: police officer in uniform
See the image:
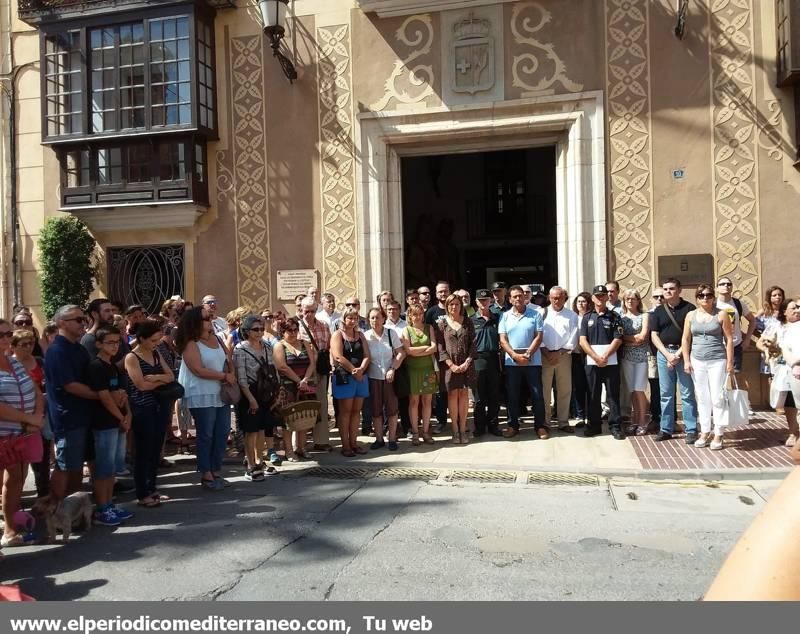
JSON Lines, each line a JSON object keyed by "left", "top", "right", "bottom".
{"left": 579, "top": 285, "right": 625, "bottom": 439}
{"left": 490, "top": 282, "right": 511, "bottom": 316}
{"left": 471, "top": 289, "right": 503, "bottom": 437}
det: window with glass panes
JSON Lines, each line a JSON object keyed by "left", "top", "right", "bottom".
{"left": 197, "top": 22, "right": 215, "bottom": 129}
{"left": 44, "top": 31, "right": 83, "bottom": 136}
{"left": 150, "top": 16, "right": 192, "bottom": 127}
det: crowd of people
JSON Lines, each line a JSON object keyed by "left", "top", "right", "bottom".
{"left": 1, "top": 276, "right": 800, "bottom": 555}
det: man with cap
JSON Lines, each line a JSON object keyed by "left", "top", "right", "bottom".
{"left": 579, "top": 285, "right": 625, "bottom": 439}
{"left": 491, "top": 282, "right": 511, "bottom": 315}
{"left": 471, "top": 289, "right": 503, "bottom": 437}
{"left": 499, "top": 285, "right": 548, "bottom": 439}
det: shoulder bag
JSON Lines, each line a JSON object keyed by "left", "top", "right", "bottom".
{"left": 718, "top": 374, "right": 750, "bottom": 428}
{"left": 215, "top": 336, "right": 241, "bottom": 405}
{"left": 387, "top": 328, "right": 410, "bottom": 398}
{"left": 663, "top": 304, "right": 682, "bottom": 332}
{"left": 300, "top": 319, "right": 332, "bottom": 376}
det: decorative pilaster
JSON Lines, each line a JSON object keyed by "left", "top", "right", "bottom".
{"left": 317, "top": 25, "right": 359, "bottom": 304}
{"left": 604, "top": 0, "right": 655, "bottom": 295}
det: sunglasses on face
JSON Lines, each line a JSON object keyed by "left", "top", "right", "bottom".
{"left": 262, "top": 315, "right": 273, "bottom": 320}
{"left": 14, "top": 320, "right": 32, "bottom": 327}
{"left": 698, "top": 293, "right": 715, "bottom": 299}
{"left": 418, "top": 292, "right": 430, "bottom": 295}
{"left": 204, "top": 301, "right": 217, "bottom": 306}
{"left": 345, "top": 303, "right": 360, "bottom": 307}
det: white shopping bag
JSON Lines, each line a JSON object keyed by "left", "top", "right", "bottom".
{"left": 718, "top": 375, "right": 750, "bottom": 428}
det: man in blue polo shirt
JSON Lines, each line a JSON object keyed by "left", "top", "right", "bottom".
{"left": 46, "top": 304, "right": 98, "bottom": 502}
{"left": 499, "top": 285, "right": 548, "bottom": 439}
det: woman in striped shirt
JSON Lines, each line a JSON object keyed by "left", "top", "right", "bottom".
{"left": 0, "top": 318, "right": 45, "bottom": 549}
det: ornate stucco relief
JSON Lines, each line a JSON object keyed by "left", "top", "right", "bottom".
{"left": 511, "top": 2, "right": 583, "bottom": 97}
{"left": 317, "top": 25, "right": 359, "bottom": 304}
{"left": 604, "top": 0, "right": 654, "bottom": 295}
{"left": 709, "top": 0, "right": 761, "bottom": 310}
{"left": 216, "top": 35, "right": 271, "bottom": 309}
{"left": 370, "top": 14, "right": 437, "bottom": 111}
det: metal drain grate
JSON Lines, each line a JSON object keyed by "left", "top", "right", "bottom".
{"left": 446, "top": 470, "right": 517, "bottom": 483}
{"left": 526, "top": 472, "right": 600, "bottom": 486}
{"left": 304, "top": 466, "right": 373, "bottom": 480}
{"left": 375, "top": 467, "right": 441, "bottom": 481}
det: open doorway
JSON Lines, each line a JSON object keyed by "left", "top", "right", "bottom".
{"left": 401, "top": 147, "right": 557, "bottom": 293}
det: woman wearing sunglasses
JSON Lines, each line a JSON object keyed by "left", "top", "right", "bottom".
{"left": 681, "top": 284, "right": 734, "bottom": 450}
{"left": 273, "top": 317, "right": 316, "bottom": 460}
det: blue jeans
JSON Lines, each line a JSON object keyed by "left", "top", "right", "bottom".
{"left": 115, "top": 430, "right": 127, "bottom": 473}
{"left": 191, "top": 406, "right": 231, "bottom": 474}
{"left": 93, "top": 428, "right": 122, "bottom": 480}
{"left": 656, "top": 351, "right": 698, "bottom": 434}
{"left": 504, "top": 365, "right": 546, "bottom": 429}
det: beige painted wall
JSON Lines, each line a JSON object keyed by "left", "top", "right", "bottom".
{"left": 6, "top": 0, "right": 799, "bottom": 374}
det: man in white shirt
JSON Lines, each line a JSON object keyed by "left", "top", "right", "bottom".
{"left": 201, "top": 295, "right": 227, "bottom": 335}
{"left": 316, "top": 292, "right": 341, "bottom": 333}
{"left": 385, "top": 301, "right": 407, "bottom": 331}
{"left": 541, "top": 286, "right": 579, "bottom": 432}
{"left": 606, "top": 280, "right": 624, "bottom": 315}
{"left": 715, "top": 276, "right": 756, "bottom": 373}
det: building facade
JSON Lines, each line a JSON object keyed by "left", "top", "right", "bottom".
{"left": 4, "top": 0, "right": 800, "bottom": 400}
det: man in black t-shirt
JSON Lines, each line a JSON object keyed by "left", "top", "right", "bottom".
{"left": 649, "top": 278, "right": 698, "bottom": 443}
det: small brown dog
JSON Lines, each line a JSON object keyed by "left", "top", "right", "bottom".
{"left": 31, "top": 492, "right": 93, "bottom": 544}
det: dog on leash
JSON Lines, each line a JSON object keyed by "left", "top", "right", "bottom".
{"left": 31, "top": 492, "right": 93, "bottom": 543}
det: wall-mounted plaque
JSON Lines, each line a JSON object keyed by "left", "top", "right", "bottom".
{"left": 276, "top": 269, "right": 318, "bottom": 300}
{"left": 657, "top": 254, "right": 714, "bottom": 287}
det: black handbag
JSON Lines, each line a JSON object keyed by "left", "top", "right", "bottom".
{"left": 154, "top": 381, "right": 185, "bottom": 403}
{"left": 387, "top": 329, "right": 410, "bottom": 398}
{"left": 300, "top": 319, "right": 332, "bottom": 375}
{"left": 239, "top": 345, "right": 279, "bottom": 405}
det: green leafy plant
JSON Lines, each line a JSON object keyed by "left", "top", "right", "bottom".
{"left": 37, "top": 216, "right": 99, "bottom": 319}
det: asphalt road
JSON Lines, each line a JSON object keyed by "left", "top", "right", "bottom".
{"left": 0, "top": 465, "right": 779, "bottom": 601}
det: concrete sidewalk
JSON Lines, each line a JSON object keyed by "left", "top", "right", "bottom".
{"left": 205, "top": 409, "right": 796, "bottom": 482}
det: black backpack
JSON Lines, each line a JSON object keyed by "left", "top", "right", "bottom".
{"left": 239, "top": 345, "right": 280, "bottom": 406}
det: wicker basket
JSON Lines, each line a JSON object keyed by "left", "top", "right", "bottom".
{"left": 280, "top": 400, "right": 321, "bottom": 433}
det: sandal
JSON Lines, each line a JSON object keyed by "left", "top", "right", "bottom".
{"left": 353, "top": 445, "right": 367, "bottom": 455}
{"left": 200, "top": 478, "right": 220, "bottom": 491}
{"left": 461, "top": 432, "right": 470, "bottom": 445}
{"left": 341, "top": 449, "right": 356, "bottom": 457}
{"left": 635, "top": 425, "right": 648, "bottom": 436}
{"left": 423, "top": 434, "right": 434, "bottom": 445}
{"left": 137, "top": 496, "right": 161, "bottom": 507}
{"left": 452, "top": 434, "right": 462, "bottom": 445}
{"left": 411, "top": 434, "right": 421, "bottom": 446}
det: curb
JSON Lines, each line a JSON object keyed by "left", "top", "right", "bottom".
{"left": 242, "top": 456, "right": 793, "bottom": 482}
